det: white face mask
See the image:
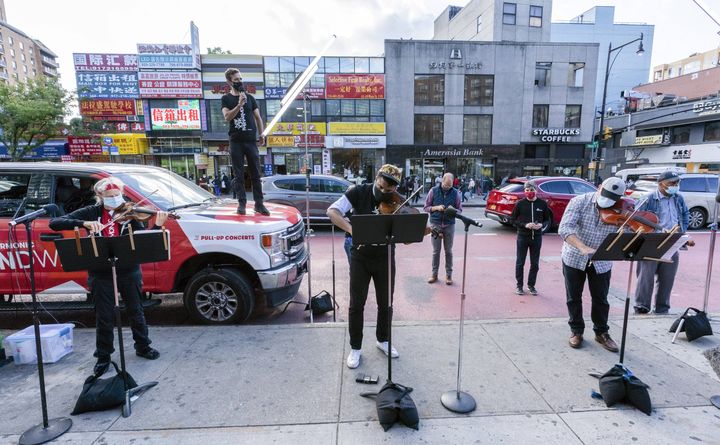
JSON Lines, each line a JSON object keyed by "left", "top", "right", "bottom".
{"left": 103, "top": 195, "right": 125, "bottom": 210}
{"left": 596, "top": 196, "right": 616, "bottom": 209}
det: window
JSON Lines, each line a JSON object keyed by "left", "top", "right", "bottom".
{"left": 570, "top": 181, "right": 597, "bottom": 194}
{"left": 355, "top": 58, "right": 369, "bottom": 73}
{"left": 264, "top": 72, "right": 280, "bottom": 88}
{"left": 324, "top": 57, "right": 340, "bottom": 73}
{"left": 8, "top": 36, "right": 13, "bottom": 45}
{"left": 414, "top": 75, "right": 444, "bottom": 106}
{"left": 476, "top": 15, "right": 482, "bottom": 33}
{"left": 503, "top": 3, "right": 516, "bottom": 25}
{"left": 264, "top": 56, "right": 279, "bottom": 72}
{"left": 464, "top": 75, "right": 494, "bottom": 106}
{"left": 671, "top": 125, "right": 691, "bottom": 144}
{"left": 11, "top": 61, "right": 16, "bottom": 70}
{"left": 0, "top": 173, "right": 31, "bottom": 217}
{"left": 279, "top": 56, "right": 294, "bottom": 72}
{"left": 535, "top": 62, "right": 551, "bottom": 87}
{"left": 524, "top": 145, "right": 549, "bottom": 158}
{"left": 22, "top": 65, "right": 27, "bottom": 73}
{"left": 265, "top": 100, "right": 281, "bottom": 119}
{"left": 679, "top": 177, "right": 707, "bottom": 193}
{"left": 355, "top": 99, "right": 370, "bottom": 116}
{"left": 19, "top": 41, "right": 24, "bottom": 50}
{"left": 369, "top": 58, "right": 384, "bottom": 73}
{"left": 21, "top": 53, "right": 25, "bottom": 62}
{"left": 341, "top": 100, "right": 355, "bottom": 116}
{"left": 539, "top": 180, "right": 572, "bottom": 194}
{"left": 311, "top": 100, "right": 325, "bottom": 118}
{"left": 555, "top": 145, "right": 584, "bottom": 159}
{"left": 10, "top": 48, "right": 15, "bottom": 58}
{"left": 565, "top": 105, "right": 581, "bottom": 128}
{"left": 310, "top": 73, "right": 325, "bottom": 88}
{"left": 340, "top": 57, "right": 354, "bottom": 73}
{"left": 370, "top": 100, "right": 385, "bottom": 116}
{"left": 414, "top": 115, "right": 444, "bottom": 144}
{"left": 463, "top": 115, "right": 492, "bottom": 144}
{"left": 568, "top": 62, "right": 584, "bottom": 87}
{"left": 294, "top": 57, "right": 309, "bottom": 73}
{"left": 326, "top": 100, "right": 341, "bottom": 117}
{"left": 322, "top": 179, "right": 350, "bottom": 193}
{"left": 532, "top": 105, "right": 549, "bottom": 128}
{"left": 704, "top": 121, "right": 720, "bottom": 141}
{"left": 280, "top": 72, "right": 296, "bottom": 87}
{"left": 529, "top": 5, "right": 543, "bottom": 27}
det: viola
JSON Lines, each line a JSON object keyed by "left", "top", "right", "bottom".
{"left": 599, "top": 197, "right": 663, "bottom": 232}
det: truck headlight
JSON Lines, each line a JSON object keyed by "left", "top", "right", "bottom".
{"left": 261, "top": 230, "right": 285, "bottom": 267}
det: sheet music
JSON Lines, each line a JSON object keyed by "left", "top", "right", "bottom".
{"left": 661, "top": 234, "right": 690, "bottom": 261}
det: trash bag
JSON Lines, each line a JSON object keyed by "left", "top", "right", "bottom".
{"left": 598, "top": 364, "right": 651, "bottom": 415}
{"left": 669, "top": 308, "right": 713, "bottom": 342}
{"left": 71, "top": 362, "right": 137, "bottom": 415}
{"left": 362, "top": 381, "right": 419, "bottom": 431}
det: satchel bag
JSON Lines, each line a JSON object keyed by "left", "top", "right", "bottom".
{"left": 304, "top": 290, "right": 337, "bottom": 315}
{"left": 669, "top": 307, "right": 713, "bottom": 342}
{"left": 71, "top": 362, "right": 137, "bottom": 415}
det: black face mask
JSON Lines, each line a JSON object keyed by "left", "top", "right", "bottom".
{"left": 232, "top": 81, "right": 244, "bottom": 92}
{"left": 373, "top": 185, "right": 395, "bottom": 203}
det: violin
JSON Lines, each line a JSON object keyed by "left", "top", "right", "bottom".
{"left": 599, "top": 197, "right": 663, "bottom": 232}
{"left": 378, "top": 190, "right": 421, "bottom": 215}
{"left": 111, "top": 202, "right": 180, "bottom": 224}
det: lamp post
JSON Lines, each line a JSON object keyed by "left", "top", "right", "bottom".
{"left": 594, "top": 33, "right": 644, "bottom": 181}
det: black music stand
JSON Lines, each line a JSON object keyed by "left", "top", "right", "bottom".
{"left": 54, "top": 230, "right": 170, "bottom": 417}
{"left": 352, "top": 213, "right": 427, "bottom": 429}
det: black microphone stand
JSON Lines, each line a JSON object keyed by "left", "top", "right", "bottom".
{"left": 17, "top": 220, "right": 72, "bottom": 445}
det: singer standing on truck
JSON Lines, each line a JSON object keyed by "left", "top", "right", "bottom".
{"left": 221, "top": 68, "right": 270, "bottom": 216}
{"left": 424, "top": 172, "right": 462, "bottom": 286}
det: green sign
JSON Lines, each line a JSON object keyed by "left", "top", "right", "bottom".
{"left": 586, "top": 141, "right": 599, "bottom": 149}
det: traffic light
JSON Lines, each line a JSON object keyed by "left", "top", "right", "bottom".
{"left": 602, "top": 126, "right": 612, "bottom": 140}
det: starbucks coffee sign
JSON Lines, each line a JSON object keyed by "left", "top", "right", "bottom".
{"left": 531, "top": 128, "right": 580, "bottom": 142}
{"left": 422, "top": 147, "right": 483, "bottom": 157}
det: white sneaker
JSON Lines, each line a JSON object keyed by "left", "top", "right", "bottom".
{"left": 346, "top": 349, "right": 361, "bottom": 369}
{"left": 376, "top": 341, "right": 399, "bottom": 358}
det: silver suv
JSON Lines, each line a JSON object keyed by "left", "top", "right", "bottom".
{"left": 261, "top": 174, "right": 352, "bottom": 223}
{"left": 626, "top": 173, "right": 719, "bottom": 230}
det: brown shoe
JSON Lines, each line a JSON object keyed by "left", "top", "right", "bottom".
{"left": 569, "top": 334, "right": 583, "bottom": 349}
{"left": 595, "top": 333, "right": 619, "bottom": 352}
{"left": 445, "top": 276, "right": 453, "bottom": 285}
{"left": 427, "top": 275, "right": 438, "bottom": 284}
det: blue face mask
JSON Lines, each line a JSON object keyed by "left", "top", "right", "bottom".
{"left": 666, "top": 185, "right": 679, "bottom": 195}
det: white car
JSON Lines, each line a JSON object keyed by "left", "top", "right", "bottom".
{"left": 626, "top": 173, "right": 719, "bottom": 230}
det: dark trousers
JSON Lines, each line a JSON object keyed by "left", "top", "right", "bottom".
{"left": 348, "top": 250, "right": 395, "bottom": 350}
{"left": 89, "top": 269, "right": 151, "bottom": 359}
{"left": 515, "top": 234, "right": 541, "bottom": 287}
{"left": 229, "top": 139, "right": 263, "bottom": 205}
{"left": 562, "top": 262, "right": 611, "bottom": 335}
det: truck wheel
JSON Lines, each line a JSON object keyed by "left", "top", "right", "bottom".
{"left": 688, "top": 207, "right": 707, "bottom": 230}
{"left": 184, "top": 268, "right": 254, "bottom": 324}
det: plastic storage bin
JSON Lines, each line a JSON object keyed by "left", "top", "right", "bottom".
{"left": 2, "top": 324, "right": 74, "bottom": 364}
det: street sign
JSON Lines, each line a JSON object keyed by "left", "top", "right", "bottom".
{"left": 110, "top": 146, "right": 119, "bottom": 155}
{"left": 103, "top": 137, "right": 114, "bottom": 145}
{"left": 586, "top": 141, "right": 599, "bottom": 149}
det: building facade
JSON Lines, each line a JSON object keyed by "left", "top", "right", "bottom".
{"left": 632, "top": 66, "right": 720, "bottom": 102}
{"left": 652, "top": 46, "right": 720, "bottom": 81}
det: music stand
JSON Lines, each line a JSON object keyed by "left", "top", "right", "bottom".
{"left": 54, "top": 230, "right": 170, "bottom": 417}
{"left": 351, "top": 213, "right": 427, "bottom": 384}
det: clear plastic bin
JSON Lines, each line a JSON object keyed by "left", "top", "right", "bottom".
{"left": 2, "top": 324, "right": 74, "bottom": 364}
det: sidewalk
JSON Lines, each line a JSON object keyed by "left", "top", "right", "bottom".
{"left": 1, "top": 315, "right": 719, "bottom": 444}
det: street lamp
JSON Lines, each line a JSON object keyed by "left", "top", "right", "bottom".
{"left": 594, "top": 33, "right": 645, "bottom": 180}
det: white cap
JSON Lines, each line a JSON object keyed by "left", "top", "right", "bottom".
{"left": 597, "top": 177, "right": 626, "bottom": 208}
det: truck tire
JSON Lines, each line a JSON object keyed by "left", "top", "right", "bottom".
{"left": 688, "top": 207, "right": 707, "bottom": 230}
{"left": 184, "top": 268, "right": 254, "bottom": 324}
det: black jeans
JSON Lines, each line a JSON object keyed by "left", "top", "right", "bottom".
{"left": 348, "top": 249, "right": 395, "bottom": 350}
{"left": 562, "top": 262, "right": 611, "bottom": 335}
{"left": 515, "top": 234, "right": 542, "bottom": 287}
{"left": 229, "top": 139, "right": 263, "bottom": 205}
{"left": 89, "top": 269, "right": 151, "bottom": 359}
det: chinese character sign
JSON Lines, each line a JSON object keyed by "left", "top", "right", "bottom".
{"left": 73, "top": 53, "right": 138, "bottom": 72}
{"left": 76, "top": 72, "right": 139, "bottom": 99}
{"left": 79, "top": 99, "right": 137, "bottom": 117}
{"left": 138, "top": 71, "right": 203, "bottom": 98}
{"left": 67, "top": 136, "right": 103, "bottom": 155}
{"left": 325, "top": 74, "right": 385, "bottom": 99}
{"left": 137, "top": 43, "right": 197, "bottom": 69}
{"left": 150, "top": 100, "right": 202, "bottom": 130}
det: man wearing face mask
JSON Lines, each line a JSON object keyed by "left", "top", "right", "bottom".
{"left": 50, "top": 177, "right": 168, "bottom": 376}
{"left": 423, "top": 172, "right": 462, "bottom": 285}
{"left": 633, "top": 170, "right": 693, "bottom": 314}
{"left": 558, "top": 177, "right": 628, "bottom": 352}
{"left": 221, "top": 68, "right": 269, "bottom": 216}
{"left": 327, "top": 164, "right": 403, "bottom": 369}
{"left": 509, "top": 182, "right": 552, "bottom": 295}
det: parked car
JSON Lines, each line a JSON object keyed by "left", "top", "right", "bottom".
{"left": 485, "top": 176, "right": 597, "bottom": 231}
{"left": 262, "top": 174, "right": 352, "bottom": 223}
{"left": 625, "top": 173, "right": 719, "bottom": 230}
{"left": 0, "top": 163, "right": 308, "bottom": 324}
{"left": 615, "top": 166, "right": 686, "bottom": 184}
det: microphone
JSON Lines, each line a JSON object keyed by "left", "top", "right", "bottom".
{"left": 445, "top": 206, "right": 482, "bottom": 227}
{"left": 9, "top": 204, "right": 58, "bottom": 227}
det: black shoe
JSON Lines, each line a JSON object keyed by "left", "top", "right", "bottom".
{"left": 634, "top": 306, "right": 650, "bottom": 315}
{"left": 254, "top": 203, "right": 270, "bottom": 216}
{"left": 94, "top": 357, "right": 111, "bottom": 376}
{"left": 136, "top": 347, "right": 160, "bottom": 360}
{"left": 515, "top": 286, "right": 524, "bottom": 295}
{"left": 528, "top": 286, "right": 538, "bottom": 295}
{"left": 236, "top": 203, "right": 246, "bottom": 215}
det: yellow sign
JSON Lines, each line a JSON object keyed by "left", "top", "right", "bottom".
{"left": 269, "top": 122, "right": 326, "bottom": 135}
{"left": 328, "top": 122, "right": 386, "bottom": 135}
{"left": 267, "top": 136, "right": 296, "bottom": 147}
{"left": 634, "top": 135, "right": 663, "bottom": 146}
{"left": 105, "top": 134, "right": 148, "bottom": 155}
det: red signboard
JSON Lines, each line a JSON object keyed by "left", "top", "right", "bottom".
{"left": 138, "top": 71, "right": 203, "bottom": 98}
{"left": 73, "top": 53, "right": 138, "bottom": 72}
{"left": 325, "top": 74, "right": 385, "bottom": 99}
{"left": 80, "top": 99, "right": 137, "bottom": 117}
{"left": 67, "top": 136, "right": 103, "bottom": 156}
{"left": 294, "top": 134, "right": 325, "bottom": 148}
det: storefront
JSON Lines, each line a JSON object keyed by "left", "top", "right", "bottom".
{"left": 325, "top": 122, "right": 386, "bottom": 180}
{"left": 266, "top": 122, "right": 325, "bottom": 175}
{"left": 0, "top": 140, "right": 68, "bottom": 161}
{"left": 627, "top": 142, "right": 720, "bottom": 173}
{"left": 100, "top": 133, "right": 149, "bottom": 165}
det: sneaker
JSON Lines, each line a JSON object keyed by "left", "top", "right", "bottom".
{"left": 515, "top": 286, "right": 525, "bottom": 295}
{"left": 346, "top": 349, "right": 361, "bottom": 369}
{"left": 254, "top": 203, "right": 271, "bottom": 216}
{"left": 528, "top": 286, "right": 538, "bottom": 295}
{"left": 376, "top": 341, "right": 399, "bottom": 358}
{"left": 136, "top": 347, "right": 160, "bottom": 360}
{"left": 236, "top": 203, "right": 246, "bottom": 215}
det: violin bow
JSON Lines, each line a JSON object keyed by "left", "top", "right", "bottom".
{"left": 93, "top": 189, "right": 160, "bottom": 234}
{"left": 392, "top": 187, "right": 423, "bottom": 215}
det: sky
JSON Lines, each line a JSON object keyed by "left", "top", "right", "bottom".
{"left": 3, "top": 0, "right": 720, "bottom": 95}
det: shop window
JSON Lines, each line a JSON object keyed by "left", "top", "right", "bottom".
{"left": 529, "top": 5, "right": 543, "bottom": 27}
{"left": 704, "top": 121, "right": 720, "bottom": 141}
{"left": 265, "top": 100, "right": 281, "bottom": 120}
{"left": 280, "top": 72, "right": 296, "bottom": 87}
{"left": 671, "top": 125, "right": 691, "bottom": 144}
{"left": 463, "top": 115, "right": 492, "bottom": 144}
{"left": 264, "top": 72, "right": 280, "bottom": 88}
{"left": 568, "top": 63, "right": 584, "bottom": 87}
{"left": 555, "top": 144, "right": 584, "bottom": 159}
{"left": 279, "top": 56, "right": 294, "bottom": 72}
{"left": 535, "top": 62, "right": 551, "bottom": 87}
{"left": 369, "top": 58, "right": 384, "bottom": 73}
{"left": 311, "top": 100, "right": 325, "bottom": 118}
{"left": 355, "top": 100, "right": 370, "bottom": 116}
{"left": 414, "top": 115, "right": 444, "bottom": 144}
{"left": 340, "top": 57, "right": 355, "bottom": 73}
{"left": 341, "top": 100, "right": 355, "bottom": 116}
{"left": 326, "top": 100, "right": 341, "bottom": 117}
{"left": 532, "top": 105, "right": 548, "bottom": 128}
{"left": 524, "top": 145, "right": 549, "bottom": 158}
{"left": 564, "top": 105, "right": 581, "bottom": 128}
{"left": 370, "top": 100, "right": 385, "bottom": 116}
{"left": 355, "top": 58, "right": 369, "bottom": 73}
{"left": 206, "top": 99, "right": 227, "bottom": 133}
{"left": 264, "top": 56, "right": 279, "bottom": 72}
{"left": 464, "top": 75, "right": 494, "bottom": 106}
{"left": 415, "top": 75, "right": 444, "bottom": 106}
{"left": 310, "top": 73, "right": 325, "bottom": 88}
{"left": 503, "top": 2, "right": 516, "bottom": 25}
{"left": 324, "top": 57, "right": 340, "bottom": 73}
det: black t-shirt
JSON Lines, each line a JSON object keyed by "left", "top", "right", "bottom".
{"left": 345, "top": 184, "right": 395, "bottom": 257}
{"left": 221, "top": 92, "right": 258, "bottom": 142}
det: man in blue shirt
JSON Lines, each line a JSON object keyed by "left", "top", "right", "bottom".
{"left": 424, "top": 173, "right": 462, "bottom": 285}
{"left": 633, "top": 170, "right": 693, "bottom": 314}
